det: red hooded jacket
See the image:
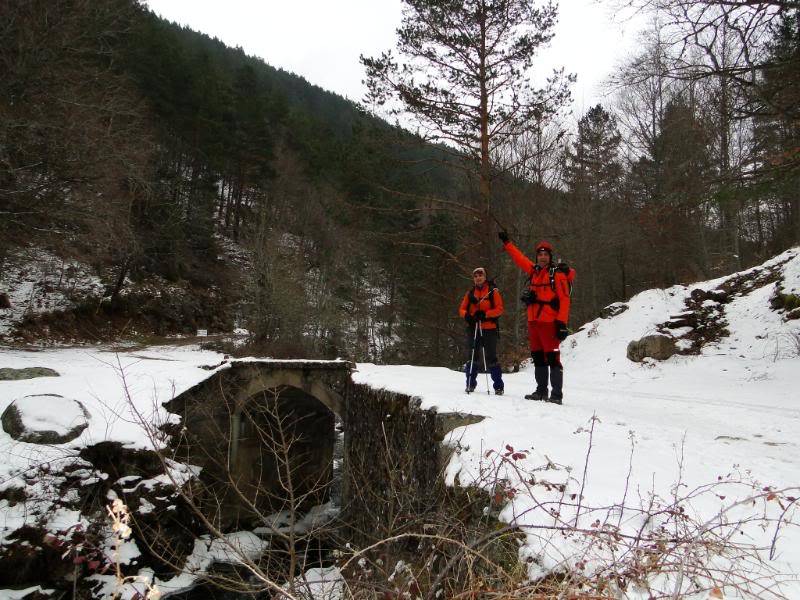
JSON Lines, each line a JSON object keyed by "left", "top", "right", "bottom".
{"left": 503, "top": 241, "right": 571, "bottom": 323}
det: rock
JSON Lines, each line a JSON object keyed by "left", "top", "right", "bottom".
{"left": 689, "top": 288, "right": 728, "bottom": 303}
{"left": 79, "top": 441, "right": 163, "bottom": 479}
{"left": 2, "top": 394, "right": 89, "bottom": 444}
{"left": 0, "top": 293, "right": 10, "bottom": 309}
{"left": 708, "top": 290, "right": 729, "bottom": 303}
{"left": 663, "top": 312, "right": 697, "bottom": 329}
{"left": 434, "top": 412, "right": 485, "bottom": 442}
{"left": 599, "top": 302, "right": 628, "bottom": 319}
{"left": 0, "top": 524, "right": 75, "bottom": 587}
{"left": 626, "top": 334, "right": 678, "bottom": 362}
{"left": 0, "top": 367, "right": 60, "bottom": 380}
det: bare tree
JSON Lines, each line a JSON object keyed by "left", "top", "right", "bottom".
{"left": 0, "top": 0, "right": 154, "bottom": 265}
{"left": 611, "top": 0, "right": 800, "bottom": 252}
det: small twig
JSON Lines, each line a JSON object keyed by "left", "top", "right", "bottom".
{"left": 575, "top": 413, "right": 598, "bottom": 527}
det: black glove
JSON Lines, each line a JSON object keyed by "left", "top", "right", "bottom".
{"left": 498, "top": 231, "right": 510, "bottom": 244}
{"left": 464, "top": 313, "right": 475, "bottom": 326}
{"left": 474, "top": 310, "right": 486, "bottom": 322}
{"left": 555, "top": 320, "right": 568, "bottom": 341}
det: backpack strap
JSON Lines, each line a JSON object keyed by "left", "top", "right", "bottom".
{"left": 468, "top": 286, "right": 496, "bottom": 309}
{"left": 467, "top": 286, "right": 500, "bottom": 330}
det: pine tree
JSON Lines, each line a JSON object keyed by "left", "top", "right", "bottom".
{"left": 361, "top": 0, "right": 572, "bottom": 264}
{"left": 565, "top": 105, "right": 623, "bottom": 203}
{"left": 629, "top": 98, "right": 715, "bottom": 283}
{"left": 752, "top": 10, "right": 800, "bottom": 247}
{"left": 563, "top": 105, "right": 626, "bottom": 312}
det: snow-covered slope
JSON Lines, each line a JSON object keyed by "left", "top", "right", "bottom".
{"left": 563, "top": 246, "right": 800, "bottom": 407}
{"left": 0, "top": 248, "right": 105, "bottom": 338}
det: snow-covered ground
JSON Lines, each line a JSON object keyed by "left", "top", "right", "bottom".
{"left": 1, "top": 248, "right": 799, "bottom": 598}
{"left": 353, "top": 247, "right": 800, "bottom": 598}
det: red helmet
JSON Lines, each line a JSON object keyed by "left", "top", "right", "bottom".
{"left": 535, "top": 240, "right": 554, "bottom": 255}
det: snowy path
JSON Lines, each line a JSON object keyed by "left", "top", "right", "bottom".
{"left": 354, "top": 363, "right": 800, "bottom": 494}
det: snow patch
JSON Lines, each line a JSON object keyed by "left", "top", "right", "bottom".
{"left": 287, "top": 566, "right": 344, "bottom": 600}
{"left": 0, "top": 586, "right": 56, "bottom": 599}
{"left": 0, "top": 248, "right": 105, "bottom": 338}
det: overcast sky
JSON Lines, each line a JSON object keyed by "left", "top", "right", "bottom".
{"left": 144, "top": 0, "right": 644, "bottom": 116}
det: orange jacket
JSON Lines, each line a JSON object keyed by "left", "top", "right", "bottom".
{"left": 458, "top": 284, "right": 503, "bottom": 330}
{"left": 503, "top": 241, "right": 571, "bottom": 323}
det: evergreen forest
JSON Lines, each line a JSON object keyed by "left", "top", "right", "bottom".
{"left": 1, "top": 0, "right": 799, "bottom": 367}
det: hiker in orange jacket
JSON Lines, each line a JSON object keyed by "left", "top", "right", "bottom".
{"left": 458, "top": 267, "right": 505, "bottom": 395}
{"left": 498, "top": 232, "right": 571, "bottom": 404}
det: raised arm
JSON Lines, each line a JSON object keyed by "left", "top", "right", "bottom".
{"left": 501, "top": 240, "right": 534, "bottom": 275}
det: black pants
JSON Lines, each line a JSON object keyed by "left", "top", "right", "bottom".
{"left": 531, "top": 349, "right": 563, "bottom": 399}
{"left": 465, "top": 325, "right": 503, "bottom": 389}
{"left": 466, "top": 325, "right": 499, "bottom": 366}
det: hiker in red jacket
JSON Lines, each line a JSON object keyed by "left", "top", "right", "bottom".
{"left": 458, "top": 267, "right": 505, "bottom": 395}
{"left": 498, "top": 232, "right": 572, "bottom": 404}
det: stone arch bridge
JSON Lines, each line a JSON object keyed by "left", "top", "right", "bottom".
{"left": 164, "top": 359, "right": 481, "bottom": 536}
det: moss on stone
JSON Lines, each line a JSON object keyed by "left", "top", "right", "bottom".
{"left": 779, "top": 293, "right": 800, "bottom": 311}
{"left": 0, "top": 367, "right": 59, "bottom": 380}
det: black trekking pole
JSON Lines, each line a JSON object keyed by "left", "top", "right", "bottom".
{"left": 479, "top": 321, "right": 491, "bottom": 395}
{"left": 489, "top": 210, "right": 509, "bottom": 235}
{"left": 467, "top": 320, "right": 479, "bottom": 393}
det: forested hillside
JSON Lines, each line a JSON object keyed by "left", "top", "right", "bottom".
{"left": 0, "top": 0, "right": 466, "bottom": 362}
{"left": 1, "top": 0, "right": 798, "bottom": 367}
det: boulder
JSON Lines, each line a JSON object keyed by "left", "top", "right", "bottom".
{"left": 626, "top": 334, "right": 678, "bottom": 362}
{"left": 0, "top": 367, "right": 60, "bottom": 380}
{"left": 2, "top": 394, "right": 89, "bottom": 444}
{"left": 599, "top": 302, "right": 629, "bottom": 319}
{"left": 690, "top": 288, "right": 730, "bottom": 304}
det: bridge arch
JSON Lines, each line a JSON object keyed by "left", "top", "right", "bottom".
{"left": 165, "top": 360, "right": 351, "bottom": 528}
{"left": 236, "top": 369, "right": 344, "bottom": 417}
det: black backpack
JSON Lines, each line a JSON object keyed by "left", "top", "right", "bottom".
{"left": 522, "top": 263, "right": 576, "bottom": 309}
{"left": 550, "top": 262, "right": 576, "bottom": 295}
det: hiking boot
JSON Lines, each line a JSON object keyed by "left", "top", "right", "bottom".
{"left": 524, "top": 390, "right": 548, "bottom": 401}
{"left": 494, "top": 388, "right": 504, "bottom": 396}
{"left": 465, "top": 384, "right": 477, "bottom": 393}
{"left": 546, "top": 395, "right": 562, "bottom": 405}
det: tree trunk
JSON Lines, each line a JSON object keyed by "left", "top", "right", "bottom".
{"left": 478, "top": 2, "right": 493, "bottom": 266}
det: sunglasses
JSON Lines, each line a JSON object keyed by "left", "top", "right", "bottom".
{"left": 472, "top": 272, "right": 485, "bottom": 277}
